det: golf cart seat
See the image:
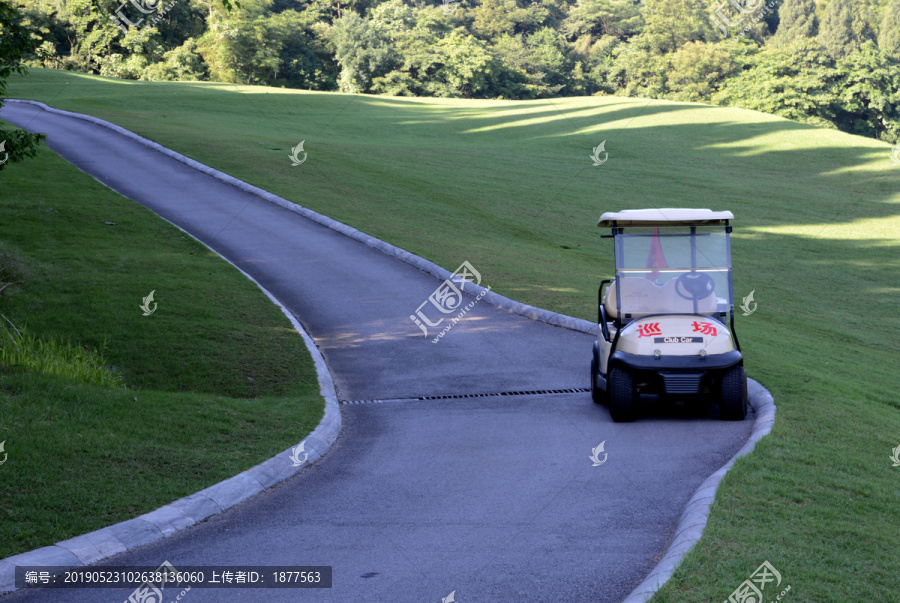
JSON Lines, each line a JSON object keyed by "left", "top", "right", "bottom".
{"left": 604, "top": 277, "right": 717, "bottom": 319}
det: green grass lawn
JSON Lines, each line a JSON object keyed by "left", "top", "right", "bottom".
{"left": 5, "top": 69, "right": 900, "bottom": 600}
{"left": 0, "top": 141, "right": 324, "bottom": 559}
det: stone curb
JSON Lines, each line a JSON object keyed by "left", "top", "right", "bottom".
{"left": 7, "top": 99, "right": 598, "bottom": 337}
{"left": 621, "top": 378, "right": 777, "bottom": 603}
{"left": 0, "top": 225, "right": 342, "bottom": 595}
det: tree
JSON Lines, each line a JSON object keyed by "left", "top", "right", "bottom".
{"left": 432, "top": 31, "right": 500, "bottom": 97}
{"left": 817, "top": 0, "right": 871, "bottom": 57}
{"left": 329, "top": 12, "right": 396, "bottom": 92}
{"left": 142, "top": 38, "right": 209, "bottom": 81}
{"left": 608, "top": 40, "right": 670, "bottom": 97}
{"left": 582, "top": 34, "right": 620, "bottom": 93}
{"left": 368, "top": 2, "right": 443, "bottom": 95}
{"left": 638, "top": 0, "right": 715, "bottom": 53}
{"left": 561, "top": 0, "right": 643, "bottom": 41}
{"left": 197, "top": 0, "right": 333, "bottom": 88}
{"left": 489, "top": 28, "right": 572, "bottom": 97}
{"left": 830, "top": 40, "right": 900, "bottom": 140}
{"left": 0, "top": 0, "right": 46, "bottom": 172}
{"left": 368, "top": 3, "right": 522, "bottom": 99}
{"left": 471, "top": 0, "right": 520, "bottom": 39}
{"left": 771, "top": 0, "right": 818, "bottom": 46}
{"left": 67, "top": 0, "right": 126, "bottom": 73}
{"left": 196, "top": 0, "right": 276, "bottom": 84}
{"left": 878, "top": 0, "right": 900, "bottom": 58}
{"left": 12, "top": 0, "right": 73, "bottom": 69}
{"left": 712, "top": 41, "right": 838, "bottom": 125}
{"left": 667, "top": 41, "right": 737, "bottom": 101}
{"left": 470, "top": 0, "right": 549, "bottom": 39}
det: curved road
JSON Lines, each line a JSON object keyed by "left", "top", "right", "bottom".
{"left": 1, "top": 102, "right": 753, "bottom": 602}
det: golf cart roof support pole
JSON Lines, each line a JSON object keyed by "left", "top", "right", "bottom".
{"left": 614, "top": 227, "right": 624, "bottom": 326}
{"left": 725, "top": 222, "right": 741, "bottom": 352}
{"left": 690, "top": 226, "right": 697, "bottom": 270}
{"left": 690, "top": 226, "right": 699, "bottom": 314}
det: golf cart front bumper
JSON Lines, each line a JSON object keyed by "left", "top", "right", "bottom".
{"left": 609, "top": 350, "right": 742, "bottom": 396}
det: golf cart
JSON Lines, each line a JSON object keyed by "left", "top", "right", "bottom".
{"left": 590, "top": 209, "right": 748, "bottom": 422}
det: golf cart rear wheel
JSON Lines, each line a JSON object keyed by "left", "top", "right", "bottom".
{"left": 720, "top": 365, "right": 748, "bottom": 421}
{"left": 591, "top": 354, "right": 606, "bottom": 404}
{"left": 608, "top": 368, "right": 637, "bottom": 422}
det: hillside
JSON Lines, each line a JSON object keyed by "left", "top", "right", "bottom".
{"left": 5, "top": 68, "right": 900, "bottom": 600}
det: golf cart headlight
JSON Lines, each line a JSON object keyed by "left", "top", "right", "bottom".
{"left": 699, "top": 349, "right": 707, "bottom": 359}
{"left": 653, "top": 349, "right": 661, "bottom": 359}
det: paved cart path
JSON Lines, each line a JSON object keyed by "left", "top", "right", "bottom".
{"left": 0, "top": 103, "right": 753, "bottom": 603}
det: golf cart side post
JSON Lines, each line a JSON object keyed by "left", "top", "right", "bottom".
{"left": 590, "top": 209, "right": 749, "bottom": 422}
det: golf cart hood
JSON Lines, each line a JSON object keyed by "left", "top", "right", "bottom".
{"left": 598, "top": 208, "right": 733, "bottom": 227}
{"left": 616, "top": 315, "right": 736, "bottom": 357}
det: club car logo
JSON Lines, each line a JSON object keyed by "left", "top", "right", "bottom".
{"left": 0, "top": 440, "right": 7, "bottom": 466}
{"left": 692, "top": 321, "right": 717, "bottom": 336}
{"left": 0, "top": 140, "right": 8, "bottom": 165}
{"left": 726, "top": 560, "right": 790, "bottom": 603}
{"left": 890, "top": 444, "right": 900, "bottom": 467}
{"left": 636, "top": 323, "right": 662, "bottom": 338}
{"left": 891, "top": 143, "right": 900, "bottom": 165}
{"left": 442, "top": 591, "right": 456, "bottom": 603}
{"left": 439, "top": 0, "right": 458, "bottom": 14}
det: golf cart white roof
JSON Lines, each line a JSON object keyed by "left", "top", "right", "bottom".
{"left": 598, "top": 208, "right": 734, "bottom": 227}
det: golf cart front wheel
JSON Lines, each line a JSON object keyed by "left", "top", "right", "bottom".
{"left": 719, "top": 365, "right": 748, "bottom": 421}
{"left": 608, "top": 368, "right": 637, "bottom": 422}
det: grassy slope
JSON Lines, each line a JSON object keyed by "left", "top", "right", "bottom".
{"left": 5, "top": 70, "right": 900, "bottom": 600}
{"left": 0, "top": 141, "right": 324, "bottom": 558}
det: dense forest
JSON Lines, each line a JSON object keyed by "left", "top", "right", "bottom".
{"left": 9, "top": 0, "right": 900, "bottom": 141}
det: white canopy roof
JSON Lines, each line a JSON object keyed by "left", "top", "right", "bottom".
{"left": 598, "top": 208, "right": 734, "bottom": 227}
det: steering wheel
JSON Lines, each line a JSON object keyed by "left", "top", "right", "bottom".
{"left": 674, "top": 272, "right": 715, "bottom": 301}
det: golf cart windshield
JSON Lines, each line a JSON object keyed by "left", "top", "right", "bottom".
{"left": 611, "top": 225, "right": 734, "bottom": 320}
